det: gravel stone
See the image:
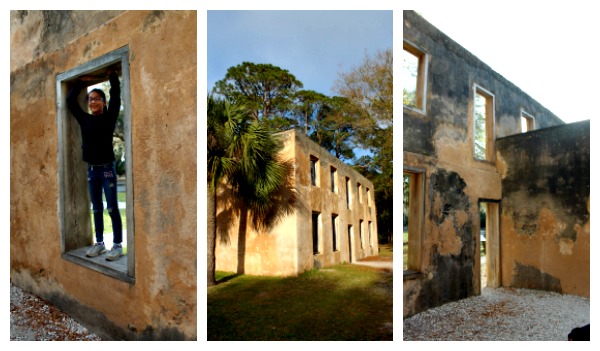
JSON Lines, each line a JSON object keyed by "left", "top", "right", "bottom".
{"left": 10, "top": 283, "right": 102, "bottom": 341}
{"left": 403, "top": 287, "right": 590, "bottom": 341}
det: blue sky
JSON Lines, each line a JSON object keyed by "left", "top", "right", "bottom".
{"left": 207, "top": 10, "right": 393, "bottom": 97}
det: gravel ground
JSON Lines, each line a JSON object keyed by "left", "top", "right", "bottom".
{"left": 403, "top": 287, "right": 590, "bottom": 341}
{"left": 10, "top": 283, "right": 102, "bottom": 341}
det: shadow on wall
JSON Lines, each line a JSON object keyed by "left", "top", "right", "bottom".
{"left": 216, "top": 158, "right": 308, "bottom": 274}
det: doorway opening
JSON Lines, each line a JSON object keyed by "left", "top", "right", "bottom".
{"left": 478, "top": 200, "right": 500, "bottom": 292}
{"left": 403, "top": 169, "right": 425, "bottom": 275}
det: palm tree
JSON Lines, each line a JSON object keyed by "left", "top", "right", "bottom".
{"left": 207, "top": 95, "right": 290, "bottom": 286}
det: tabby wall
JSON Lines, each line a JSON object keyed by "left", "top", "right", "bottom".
{"left": 497, "top": 121, "right": 590, "bottom": 297}
{"left": 216, "top": 129, "right": 379, "bottom": 276}
{"left": 10, "top": 10, "right": 197, "bottom": 340}
{"left": 403, "top": 10, "right": 566, "bottom": 318}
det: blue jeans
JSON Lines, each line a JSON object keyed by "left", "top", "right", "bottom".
{"left": 88, "top": 162, "right": 122, "bottom": 244}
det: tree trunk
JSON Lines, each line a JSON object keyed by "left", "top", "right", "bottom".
{"left": 207, "top": 184, "right": 217, "bottom": 286}
{"left": 236, "top": 204, "right": 248, "bottom": 274}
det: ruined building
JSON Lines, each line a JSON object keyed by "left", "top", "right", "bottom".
{"left": 10, "top": 11, "right": 197, "bottom": 340}
{"left": 216, "top": 129, "right": 379, "bottom": 276}
{"left": 403, "top": 11, "right": 589, "bottom": 318}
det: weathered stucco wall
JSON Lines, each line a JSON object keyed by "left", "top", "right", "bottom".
{"left": 10, "top": 10, "right": 196, "bottom": 340}
{"left": 215, "top": 133, "right": 299, "bottom": 276}
{"left": 403, "top": 11, "right": 566, "bottom": 318}
{"left": 215, "top": 129, "right": 378, "bottom": 276}
{"left": 497, "top": 120, "right": 590, "bottom": 297}
{"left": 292, "top": 129, "right": 378, "bottom": 270}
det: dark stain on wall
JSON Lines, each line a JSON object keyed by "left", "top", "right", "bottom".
{"left": 413, "top": 169, "right": 475, "bottom": 314}
{"left": 429, "top": 170, "right": 469, "bottom": 224}
{"left": 403, "top": 112, "right": 434, "bottom": 156}
{"left": 511, "top": 262, "right": 562, "bottom": 293}
{"left": 142, "top": 10, "right": 166, "bottom": 32}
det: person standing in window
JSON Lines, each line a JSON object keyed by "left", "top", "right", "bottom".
{"left": 67, "top": 70, "right": 123, "bottom": 261}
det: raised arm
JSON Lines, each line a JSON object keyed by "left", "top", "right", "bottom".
{"left": 107, "top": 72, "right": 121, "bottom": 118}
{"left": 66, "top": 79, "right": 87, "bottom": 122}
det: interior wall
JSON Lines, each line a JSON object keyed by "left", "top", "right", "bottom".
{"left": 497, "top": 120, "right": 590, "bottom": 297}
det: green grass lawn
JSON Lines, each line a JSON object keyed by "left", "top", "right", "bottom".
{"left": 379, "top": 243, "right": 393, "bottom": 257}
{"left": 208, "top": 264, "right": 393, "bottom": 340}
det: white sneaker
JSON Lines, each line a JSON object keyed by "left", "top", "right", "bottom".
{"left": 106, "top": 244, "right": 123, "bottom": 261}
{"left": 86, "top": 243, "right": 106, "bottom": 257}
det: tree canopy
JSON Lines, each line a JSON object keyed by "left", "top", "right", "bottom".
{"left": 214, "top": 62, "right": 303, "bottom": 130}
{"left": 210, "top": 50, "right": 393, "bottom": 244}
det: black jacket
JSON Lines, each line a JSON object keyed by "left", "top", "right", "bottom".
{"left": 66, "top": 73, "right": 121, "bottom": 165}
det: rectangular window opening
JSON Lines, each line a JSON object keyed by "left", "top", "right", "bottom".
{"left": 403, "top": 41, "right": 428, "bottom": 113}
{"left": 310, "top": 155, "right": 319, "bottom": 187}
{"left": 348, "top": 225, "right": 354, "bottom": 263}
{"left": 521, "top": 110, "right": 535, "bottom": 133}
{"left": 330, "top": 166, "right": 337, "bottom": 193}
{"left": 345, "top": 177, "right": 352, "bottom": 209}
{"left": 368, "top": 221, "right": 373, "bottom": 248}
{"left": 473, "top": 84, "right": 495, "bottom": 161}
{"left": 332, "top": 214, "right": 339, "bottom": 252}
{"left": 56, "top": 46, "right": 134, "bottom": 284}
{"left": 312, "top": 211, "right": 321, "bottom": 254}
{"left": 357, "top": 182, "right": 363, "bottom": 204}
{"left": 359, "top": 219, "right": 364, "bottom": 249}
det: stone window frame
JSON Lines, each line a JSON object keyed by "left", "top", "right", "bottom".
{"left": 521, "top": 109, "right": 535, "bottom": 133}
{"left": 472, "top": 83, "right": 496, "bottom": 162}
{"left": 403, "top": 39, "right": 429, "bottom": 114}
{"left": 403, "top": 167, "right": 426, "bottom": 279}
{"left": 56, "top": 46, "right": 135, "bottom": 284}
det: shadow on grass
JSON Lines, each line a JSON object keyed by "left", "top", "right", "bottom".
{"left": 216, "top": 273, "right": 242, "bottom": 284}
{"left": 208, "top": 264, "right": 393, "bottom": 341}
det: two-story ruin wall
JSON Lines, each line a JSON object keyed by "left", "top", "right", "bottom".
{"left": 402, "top": 11, "right": 589, "bottom": 318}
{"left": 10, "top": 10, "right": 197, "bottom": 340}
{"left": 216, "top": 129, "right": 379, "bottom": 276}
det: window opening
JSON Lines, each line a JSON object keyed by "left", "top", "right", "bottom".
{"left": 330, "top": 166, "right": 337, "bottom": 193}
{"left": 473, "top": 84, "right": 495, "bottom": 161}
{"left": 359, "top": 219, "right": 364, "bottom": 249}
{"left": 332, "top": 214, "right": 339, "bottom": 252}
{"left": 310, "top": 155, "right": 319, "bottom": 186}
{"left": 403, "top": 41, "right": 428, "bottom": 112}
{"left": 346, "top": 177, "right": 352, "bottom": 209}
{"left": 521, "top": 110, "right": 535, "bottom": 133}
{"left": 348, "top": 225, "right": 354, "bottom": 262}
{"left": 312, "top": 211, "right": 321, "bottom": 254}
{"left": 56, "top": 46, "right": 134, "bottom": 283}
{"left": 357, "top": 182, "right": 363, "bottom": 204}
{"left": 368, "top": 221, "right": 373, "bottom": 248}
